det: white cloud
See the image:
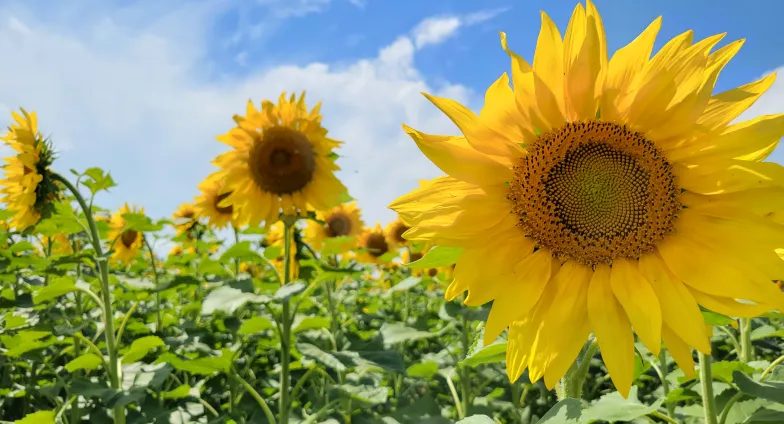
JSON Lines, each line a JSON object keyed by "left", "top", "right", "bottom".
{"left": 0, "top": 0, "right": 474, "bottom": 244}
{"left": 347, "top": 0, "right": 366, "bottom": 9}
{"left": 411, "top": 7, "right": 509, "bottom": 49}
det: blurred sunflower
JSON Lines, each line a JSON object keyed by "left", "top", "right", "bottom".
{"left": 390, "top": 1, "right": 784, "bottom": 397}
{"left": 240, "top": 262, "right": 262, "bottom": 278}
{"left": 357, "top": 223, "right": 393, "bottom": 264}
{"left": 169, "top": 245, "right": 184, "bottom": 256}
{"left": 304, "top": 201, "right": 364, "bottom": 252}
{"left": 385, "top": 218, "right": 410, "bottom": 248}
{"left": 0, "top": 109, "right": 59, "bottom": 230}
{"left": 208, "top": 92, "right": 349, "bottom": 227}
{"left": 194, "top": 177, "right": 239, "bottom": 229}
{"left": 42, "top": 233, "right": 75, "bottom": 256}
{"left": 172, "top": 203, "right": 199, "bottom": 238}
{"left": 109, "top": 203, "right": 145, "bottom": 264}
{"left": 263, "top": 221, "right": 299, "bottom": 280}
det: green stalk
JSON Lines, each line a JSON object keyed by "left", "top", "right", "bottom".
{"left": 233, "top": 226, "right": 241, "bottom": 276}
{"left": 71, "top": 241, "right": 83, "bottom": 424}
{"left": 699, "top": 352, "right": 719, "bottom": 424}
{"left": 659, "top": 349, "right": 676, "bottom": 419}
{"left": 54, "top": 173, "right": 126, "bottom": 424}
{"left": 560, "top": 339, "right": 598, "bottom": 399}
{"left": 279, "top": 216, "right": 296, "bottom": 424}
{"left": 142, "top": 236, "right": 163, "bottom": 333}
{"left": 459, "top": 315, "right": 472, "bottom": 416}
{"left": 739, "top": 319, "right": 753, "bottom": 362}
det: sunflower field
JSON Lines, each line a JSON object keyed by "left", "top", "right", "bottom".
{"left": 3, "top": 2, "right": 784, "bottom": 424}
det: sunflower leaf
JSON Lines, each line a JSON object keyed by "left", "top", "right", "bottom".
{"left": 407, "top": 246, "right": 462, "bottom": 268}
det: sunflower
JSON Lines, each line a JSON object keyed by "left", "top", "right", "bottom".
{"left": 385, "top": 218, "right": 410, "bottom": 248}
{"left": 263, "top": 221, "right": 299, "bottom": 280}
{"left": 389, "top": 1, "right": 784, "bottom": 397}
{"left": 169, "top": 245, "right": 184, "bottom": 256}
{"left": 0, "top": 109, "right": 59, "bottom": 230}
{"left": 357, "top": 223, "right": 393, "bottom": 264}
{"left": 42, "top": 233, "right": 75, "bottom": 256}
{"left": 108, "top": 203, "right": 145, "bottom": 264}
{"left": 172, "top": 203, "right": 199, "bottom": 237}
{"left": 304, "top": 201, "right": 364, "bottom": 252}
{"left": 207, "top": 92, "right": 349, "bottom": 227}
{"left": 194, "top": 177, "right": 240, "bottom": 230}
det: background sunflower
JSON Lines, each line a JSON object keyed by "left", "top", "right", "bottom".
{"left": 108, "top": 203, "right": 145, "bottom": 264}
{"left": 304, "top": 201, "right": 364, "bottom": 253}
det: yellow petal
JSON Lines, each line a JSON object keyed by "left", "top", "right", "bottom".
{"left": 532, "top": 11, "right": 566, "bottom": 129}
{"left": 638, "top": 253, "right": 711, "bottom": 354}
{"left": 563, "top": 3, "right": 602, "bottom": 120}
{"left": 610, "top": 258, "right": 662, "bottom": 355}
{"left": 668, "top": 114, "right": 784, "bottom": 162}
{"left": 588, "top": 264, "right": 635, "bottom": 398}
{"left": 662, "top": 325, "right": 696, "bottom": 379}
{"left": 697, "top": 73, "right": 776, "bottom": 132}
{"left": 675, "top": 159, "right": 784, "bottom": 194}
{"left": 479, "top": 73, "right": 533, "bottom": 157}
{"left": 689, "top": 289, "right": 776, "bottom": 318}
{"left": 484, "top": 248, "right": 553, "bottom": 345}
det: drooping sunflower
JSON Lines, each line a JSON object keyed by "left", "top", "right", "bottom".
{"left": 390, "top": 1, "right": 784, "bottom": 397}
{"left": 356, "top": 223, "right": 393, "bottom": 264}
{"left": 108, "top": 203, "right": 145, "bottom": 264}
{"left": 172, "top": 203, "right": 199, "bottom": 237}
{"left": 304, "top": 201, "right": 364, "bottom": 252}
{"left": 385, "top": 218, "right": 410, "bottom": 248}
{"left": 207, "top": 92, "right": 349, "bottom": 227}
{"left": 0, "top": 109, "right": 59, "bottom": 230}
{"left": 263, "top": 221, "right": 299, "bottom": 280}
{"left": 194, "top": 177, "right": 240, "bottom": 230}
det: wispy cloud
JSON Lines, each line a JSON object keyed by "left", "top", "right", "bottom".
{"left": 411, "top": 7, "right": 510, "bottom": 50}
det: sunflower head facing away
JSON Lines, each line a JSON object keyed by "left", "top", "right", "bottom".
{"left": 357, "top": 223, "right": 393, "bottom": 264}
{"left": 390, "top": 0, "right": 784, "bottom": 397}
{"left": 208, "top": 92, "right": 350, "bottom": 227}
{"left": 305, "top": 201, "right": 364, "bottom": 252}
{"left": 385, "top": 218, "right": 410, "bottom": 248}
{"left": 109, "top": 203, "right": 145, "bottom": 264}
{"left": 0, "top": 109, "right": 59, "bottom": 230}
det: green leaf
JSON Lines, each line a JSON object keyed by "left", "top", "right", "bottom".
{"left": 274, "top": 282, "right": 306, "bottom": 300}
{"left": 263, "top": 245, "right": 282, "bottom": 260}
{"left": 745, "top": 408, "right": 784, "bottom": 423}
{"left": 81, "top": 167, "right": 117, "bottom": 195}
{"left": 220, "top": 241, "right": 263, "bottom": 263}
{"left": 65, "top": 353, "right": 103, "bottom": 372}
{"left": 14, "top": 410, "right": 55, "bottom": 424}
{"left": 734, "top": 370, "right": 784, "bottom": 404}
{"left": 297, "top": 343, "right": 350, "bottom": 372}
{"left": 456, "top": 416, "right": 496, "bottom": 424}
{"left": 380, "top": 323, "right": 441, "bottom": 345}
{"left": 386, "top": 276, "right": 422, "bottom": 293}
{"left": 122, "top": 336, "right": 165, "bottom": 364}
{"left": 293, "top": 316, "right": 331, "bottom": 333}
{"left": 9, "top": 241, "right": 35, "bottom": 254}
{"left": 536, "top": 398, "right": 582, "bottom": 423}
{"left": 407, "top": 246, "right": 462, "bottom": 269}
{"left": 238, "top": 316, "right": 275, "bottom": 335}
{"left": 702, "top": 310, "right": 736, "bottom": 326}
{"left": 201, "top": 286, "right": 270, "bottom": 315}
{"left": 33, "top": 277, "right": 76, "bottom": 304}
{"left": 156, "top": 349, "right": 233, "bottom": 375}
{"left": 406, "top": 361, "right": 438, "bottom": 379}
{"left": 580, "top": 387, "right": 663, "bottom": 423}
{"left": 332, "top": 384, "right": 388, "bottom": 405}
{"left": 461, "top": 342, "right": 507, "bottom": 368}
{"left": 161, "top": 384, "right": 191, "bottom": 399}
{"left": 121, "top": 212, "right": 163, "bottom": 232}
{"left": 713, "top": 362, "right": 758, "bottom": 384}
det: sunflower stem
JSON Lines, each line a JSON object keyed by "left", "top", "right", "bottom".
{"left": 142, "top": 236, "right": 163, "bottom": 333}
{"left": 739, "top": 319, "right": 753, "bottom": 362}
{"left": 279, "top": 216, "right": 297, "bottom": 424}
{"left": 560, "top": 339, "right": 598, "bottom": 400}
{"left": 658, "top": 348, "right": 676, "bottom": 419}
{"left": 54, "top": 173, "right": 126, "bottom": 424}
{"left": 698, "top": 351, "right": 719, "bottom": 424}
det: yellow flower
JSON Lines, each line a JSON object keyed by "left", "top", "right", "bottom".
{"left": 172, "top": 203, "right": 199, "bottom": 237}
{"left": 263, "top": 221, "right": 299, "bottom": 281}
{"left": 240, "top": 262, "right": 262, "bottom": 278}
{"left": 356, "top": 223, "right": 393, "bottom": 264}
{"left": 108, "top": 203, "right": 145, "bottom": 264}
{"left": 42, "top": 233, "right": 75, "bottom": 255}
{"left": 389, "top": 1, "right": 784, "bottom": 398}
{"left": 304, "top": 201, "right": 364, "bottom": 252}
{"left": 0, "top": 109, "right": 58, "bottom": 230}
{"left": 207, "top": 92, "right": 349, "bottom": 227}
{"left": 385, "top": 218, "right": 410, "bottom": 248}
{"left": 194, "top": 177, "right": 240, "bottom": 230}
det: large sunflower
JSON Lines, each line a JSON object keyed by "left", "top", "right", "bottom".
{"left": 0, "top": 109, "right": 58, "bottom": 230}
{"left": 109, "top": 203, "right": 145, "bottom": 264}
{"left": 390, "top": 1, "right": 784, "bottom": 397}
{"left": 208, "top": 92, "right": 349, "bottom": 227}
{"left": 194, "top": 177, "right": 240, "bottom": 230}
{"left": 357, "top": 223, "right": 393, "bottom": 264}
{"left": 304, "top": 201, "right": 364, "bottom": 252}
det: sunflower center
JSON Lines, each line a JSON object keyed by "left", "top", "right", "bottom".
{"left": 214, "top": 192, "right": 233, "bottom": 215}
{"left": 393, "top": 223, "right": 409, "bottom": 243}
{"left": 508, "top": 121, "right": 680, "bottom": 266}
{"left": 325, "top": 213, "right": 352, "bottom": 237}
{"left": 121, "top": 230, "right": 138, "bottom": 248}
{"left": 409, "top": 252, "right": 423, "bottom": 262}
{"left": 248, "top": 126, "right": 316, "bottom": 195}
{"left": 365, "top": 233, "right": 389, "bottom": 258}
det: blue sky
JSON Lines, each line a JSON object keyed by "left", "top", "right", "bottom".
{"left": 0, "top": 0, "right": 783, "bottom": 248}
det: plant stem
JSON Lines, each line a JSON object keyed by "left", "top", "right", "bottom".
{"left": 561, "top": 339, "right": 598, "bottom": 399}
{"left": 54, "top": 173, "right": 126, "bottom": 424}
{"left": 233, "top": 226, "right": 240, "bottom": 276}
{"left": 279, "top": 216, "right": 296, "bottom": 424}
{"left": 459, "top": 315, "right": 472, "bottom": 417}
{"left": 698, "top": 352, "right": 719, "bottom": 424}
{"left": 142, "top": 236, "right": 163, "bottom": 333}
{"left": 739, "top": 319, "right": 753, "bottom": 362}
{"left": 230, "top": 371, "right": 277, "bottom": 424}
{"left": 659, "top": 349, "right": 676, "bottom": 418}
